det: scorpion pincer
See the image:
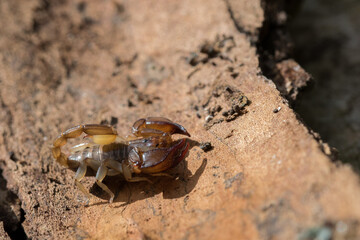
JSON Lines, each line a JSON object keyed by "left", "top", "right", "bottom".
{"left": 52, "top": 117, "right": 190, "bottom": 203}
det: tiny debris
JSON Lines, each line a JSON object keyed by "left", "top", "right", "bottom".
{"left": 205, "top": 115, "right": 213, "bottom": 123}
{"left": 230, "top": 72, "right": 239, "bottom": 79}
{"left": 298, "top": 226, "right": 332, "bottom": 240}
{"left": 77, "top": 2, "right": 86, "bottom": 12}
{"left": 110, "top": 116, "right": 118, "bottom": 126}
{"left": 186, "top": 52, "right": 208, "bottom": 66}
{"left": 127, "top": 99, "right": 135, "bottom": 107}
{"left": 100, "top": 116, "right": 118, "bottom": 126}
{"left": 9, "top": 151, "right": 18, "bottom": 162}
{"left": 186, "top": 34, "right": 236, "bottom": 67}
{"left": 200, "top": 142, "right": 213, "bottom": 152}
{"left": 224, "top": 130, "right": 234, "bottom": 139}
{"left": 224, "top": 172, "right": 243, "bottom": 189}
{"left": 273, "top": 107, "right": 281, "bottom": 113}
{"left": 203, "top": 84, "right": 249, "bottom": 129}
{"left": 187, "top": 67, "right": 200, "bottom": 79}
{"left": 297, "top": 220, "right": 358, "bottom": 240}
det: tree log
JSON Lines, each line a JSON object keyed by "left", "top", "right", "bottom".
{"left": 0, "top": 0, "right": 359, "bottom": 239}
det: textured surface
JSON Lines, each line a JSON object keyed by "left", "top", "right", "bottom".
{"left": 0, "top": 0, "right": 360, "bottom": 239}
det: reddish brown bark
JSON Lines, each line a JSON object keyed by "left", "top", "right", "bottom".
{"left": 0, "top": 0, "right": 359, "bottom": 239}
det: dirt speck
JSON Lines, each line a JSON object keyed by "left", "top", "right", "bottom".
{"left": 203, "top": 84, "right": 249, "bottom": 129}
{"left": 199, "top": 142, "right": 214, "bottom": 152}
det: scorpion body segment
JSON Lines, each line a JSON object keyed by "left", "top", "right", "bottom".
{"left": 52, "top": 117, "right": 190, "bottom": 203}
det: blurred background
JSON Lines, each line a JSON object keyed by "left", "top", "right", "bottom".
{"left": 290, "top": 0, "right": 360, "bottom": 172}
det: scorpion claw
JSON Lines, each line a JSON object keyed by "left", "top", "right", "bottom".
{"left": 137, "top": 139, "right": 190, "bottom": 174}
{"left": 132, "top": 117, "right": 191, "bottom": 137}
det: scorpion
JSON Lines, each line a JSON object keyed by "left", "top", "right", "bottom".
{"left": 52, "top": 117, "right": 190, "bottom": 203}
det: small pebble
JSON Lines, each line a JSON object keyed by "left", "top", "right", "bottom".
{"left": 273, "top": 107, "right": 281, "bottom": 113}
{"left": 200, "top": 142, "right": 213, "bottom": 152}
{"left": 205, "top": 115, "right": 213, "bottom": 122}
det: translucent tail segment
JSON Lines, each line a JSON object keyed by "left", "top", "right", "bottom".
{"left": 52, "top": 124, "right": 117, "bottom": 167}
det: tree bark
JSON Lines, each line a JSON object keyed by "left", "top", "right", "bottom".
{"left": 0, "top": 0, "right": 359, "bottom": 239}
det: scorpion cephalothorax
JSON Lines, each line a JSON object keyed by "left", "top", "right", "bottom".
{"left": 52, "top": 117, "right": 190, "bottom": 203}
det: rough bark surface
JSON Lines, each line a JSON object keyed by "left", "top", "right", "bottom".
{"left": 0, "top": 0, "right": 359, "bottom": 239}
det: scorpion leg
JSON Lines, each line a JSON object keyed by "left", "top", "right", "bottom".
{"left": 106, "top": 159, "right": 123, "bottom": 173}
{"left": 122, "top": 162, "right": 153, "bottom": 183}
{"left": 148, "top": 173, "right": 174, "bottom": 178}
{"left": 95, "top": 163, "right": 115, "bottom": 203}
{"left": 107, "top": 159, "right": 151, "bottom": 182}
{"left": 75, "top": 161, "right": 92, "bottom": 201}
{"left": 52, "top": 124, "right": 117, "bottom": 167}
